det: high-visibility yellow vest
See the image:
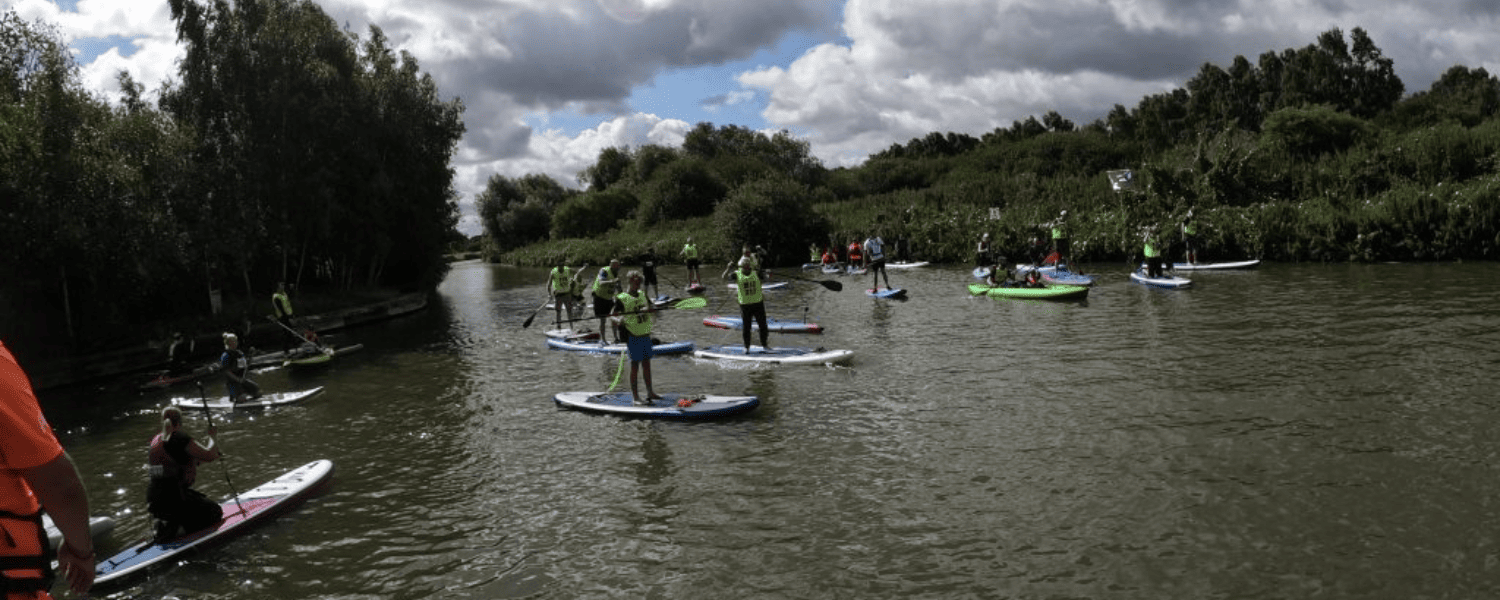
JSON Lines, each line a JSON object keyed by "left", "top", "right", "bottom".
{"left": 732, "top": 270, "right": 763, "bottom": 305}
{"left": 616, "top": 291, "right": 653, "bottom": 337}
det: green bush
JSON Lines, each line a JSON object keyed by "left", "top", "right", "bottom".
{"left": 711, "top": 175, "right": 831, "bottom": 266}
{"left": 551, "top": 187, "right": 638, "bottom": 238}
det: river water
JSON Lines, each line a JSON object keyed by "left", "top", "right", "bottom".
{"left": 40, "top": 260, "right": 1500, "bottom": 599}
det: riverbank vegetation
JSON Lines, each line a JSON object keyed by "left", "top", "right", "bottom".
{"left": 483, "top": 27, "right": 1499, "bottom": 270}
{"left": 1, "top": 2, "right": 463, "bottom": 360}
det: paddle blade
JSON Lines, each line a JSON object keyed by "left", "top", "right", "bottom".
{"left": 819, "top": 280, "right": 843, "bottom": 292}
{"left": 522, "top": 313, "right": 537, "bottom": 328}
{"left": 672, "top": 297, "right": 708, "bottom": 310}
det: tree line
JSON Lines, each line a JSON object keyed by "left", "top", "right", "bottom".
{"left": 0, "top": 1, "right": 464, "bottom": 358}
{"left": 484, "top": 27, "right": 1499, "bottom": 269}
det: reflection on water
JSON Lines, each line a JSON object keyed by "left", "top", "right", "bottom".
{"left": 42, "top": 260, "right": 1500, "bottom": 598}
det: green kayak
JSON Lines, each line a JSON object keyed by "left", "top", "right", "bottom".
{"left": 967, "top": 283, "right": 1090, "bottom": 300}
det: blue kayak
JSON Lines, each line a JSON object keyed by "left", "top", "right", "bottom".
{"left": 1129, "top": 269, "right": 1192, "bottom": 289}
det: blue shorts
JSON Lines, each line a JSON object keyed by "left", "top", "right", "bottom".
{"left": 626, "top": 335, "right": 653, "bottom": 362}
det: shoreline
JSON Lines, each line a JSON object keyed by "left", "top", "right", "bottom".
{"left": 27, "top": 291, "right": 430, "bottom": 391}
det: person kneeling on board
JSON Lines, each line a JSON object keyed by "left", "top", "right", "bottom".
{"left": 984, "top": 259, "right": 1013, "bottom": 287}
{"left": 613, "top": 271, "right": 663, "bottom": 405}
{"left": 219, "top": 333, "right": 260, "bottom": 403}
{"left": 723, "top": 260, "right": 771, "bottom": 354}
{"left": 147, "top": 406, "right": 223, "bottom": 542}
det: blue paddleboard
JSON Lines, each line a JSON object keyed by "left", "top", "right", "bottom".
{"left": 866, "top": 287, "right": 908, "bottom": 299}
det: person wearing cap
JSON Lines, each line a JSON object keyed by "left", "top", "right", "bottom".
{"left": 146, "top": 405, "right": 222, "bottom": 542}
{"left": 1051, "top": 210, "right": 1070, "bottom": 266}
{"left": 976, "top": 232, "right": 992, "bottom": 267}
{"left": 219, "top": 333, "right": 260, "bottom": 402}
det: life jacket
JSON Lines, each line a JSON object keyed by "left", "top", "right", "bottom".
{"left": 732, "top": 270, "right": 763, "bottom": 305}
{"left": 864, "top": 237, "right": 885, "bottom": 261}
{"left": 615, "top": 291, "right": 653, "bottom": 337}
{"left": 0, "top": 508, "right": 53, "bottom": 595}
{"left": 591, "top": 267, "right": 617, "bottom": 299}
{"left": 1144, "top": 239, "right": 1160, "bottom": 258}
{"left": 149, "top": 433, "right": 196, "bottom": 487}
{"left": 821, "top": 251, "right": 836, "bottom": 265}
{"left": 847, "top": 243, "right": 862, "bottom": 262}
{"left": 549, "top": 266, "right": 571, "bottom": 294}
{"left": 681, "top": 244, "right": 698, "bottom": 260}
{"left": 221, "top": 348, "right": 248, "bottom": 379}
{"left": 1052, "top": 224, "right": 1066, "bottom": 240}
{"left": 272, "top": 291, "right": 293, "bottom": 318}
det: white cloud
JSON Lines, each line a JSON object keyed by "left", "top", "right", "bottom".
{"left": 26, "top": 0, "right": 1500, "bottom": 238}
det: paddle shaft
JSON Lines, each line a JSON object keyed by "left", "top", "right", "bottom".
{"left": 767, "top": 271, "right": 843, "bottom": 292}
{"left": 525, "top": 264, "right": 589, "bottom": 328}
{"left": 544, "top": 297, "right": 707, "bottom": 327}
{"left": 195, "top": 381, "right": 245, "bottom": 515}
{"left": 266, "top": 315, "right": 328, "bottom": 350}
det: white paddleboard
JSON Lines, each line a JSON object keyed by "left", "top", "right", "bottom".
{"left": 175, "top": 387, "right": 324, "bottom": 411}
{"left": 543, "top": 327, "right": 599, "bottom": 341}
{"left": 1170, "top": 259, "right": 1261, "bottom": 271}
{"left": 1130, "top": 270, "right": 1193, "bottom": 289}
{"left": 553, "top": 391, "right": 759, "bottom": 418}
{"left": 693, "top": 345, "right": 854, "bottom": 365}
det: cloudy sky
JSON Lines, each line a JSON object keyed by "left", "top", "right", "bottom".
{"left": 12, "top": 0, "right": 1500, "bottom": 235}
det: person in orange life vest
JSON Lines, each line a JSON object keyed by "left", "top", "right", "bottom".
{"left": 612, "top": 271, "right": 662, "bottom": 406}
{"left": 1, "top": 341, "right": 94, "bottom": 598}
{"left": 147, "top": 406, "right": 223, "bottom": 542}
{"left": 846, "top": 238, "right": 863, "bottom": 267}
{"left": 820, "top": 247, "right": 838, "bottom": 266}
{"left": 723, "top": 260, "right": 771, "bottom": 354}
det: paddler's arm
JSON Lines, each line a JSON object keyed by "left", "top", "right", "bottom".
{"left": 188, "top": 426, "right": 223, "bottom": 462}
{"left": 21, "top": 451, "right": 95, "bottom": 594}
{"left": 721, "top": 262, "right": 735, "bottom": 280}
